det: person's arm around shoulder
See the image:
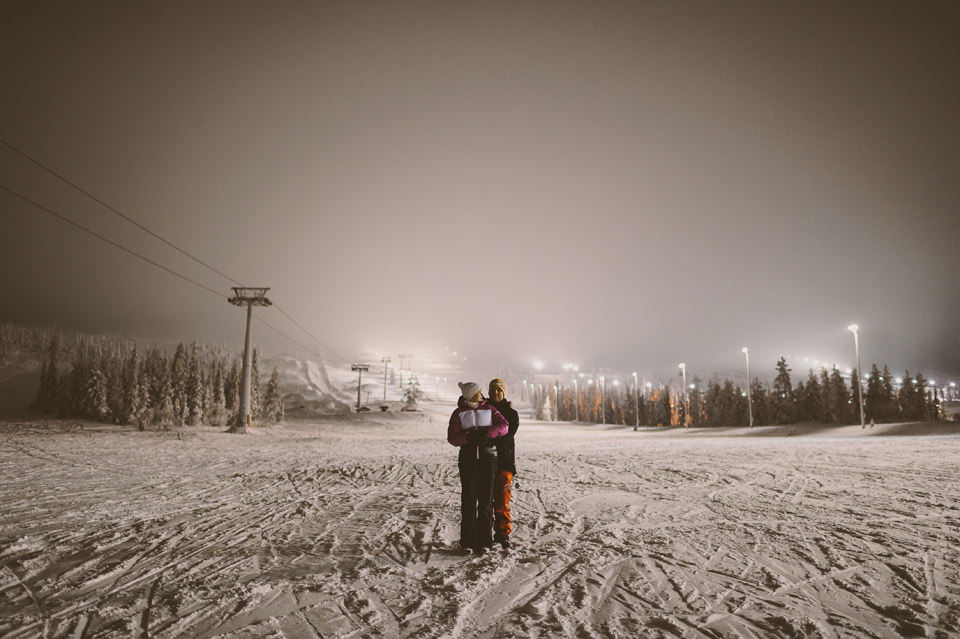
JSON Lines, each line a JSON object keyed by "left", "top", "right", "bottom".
{"left": 487, "top": 406, "right": 509, "bottom": 439}
{"left": 447, "top": 409, "right": 467, "bottom": 446}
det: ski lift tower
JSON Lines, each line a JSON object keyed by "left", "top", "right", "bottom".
{"left": 351, "top": 364, "right": 370, "bottom": 412}
{"left": 228, "top": 287, "right": 272, "bottom": 433}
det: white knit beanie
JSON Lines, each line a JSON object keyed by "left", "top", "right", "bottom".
{"left": 458, "top": 381, "right": 482, "bottom": 400}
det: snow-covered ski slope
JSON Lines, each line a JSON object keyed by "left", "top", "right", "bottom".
{"left": 1, "top": 409, "right": 958, "bottom": 638}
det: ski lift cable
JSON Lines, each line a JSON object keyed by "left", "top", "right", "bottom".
{"left": 1, "top": 183, "right": 322, "bottom": 360}
{"left": 0, "top": 137, "right": 243, "bottom": 287}
{"left": 273, "top": 303, "right": 347, "bottom": 362}
{"left": 0, "top": 137, "right": 343, "bottom": 360}
{"left": 1, "top": 183, "right": 228, "bottom": 299}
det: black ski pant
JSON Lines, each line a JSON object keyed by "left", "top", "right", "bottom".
{"left": 458, "top": 446, "right": 497, "bottom": 548}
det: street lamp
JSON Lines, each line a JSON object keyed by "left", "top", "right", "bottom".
{"left": 398, "top": 353, "right": 411, "bottom": 388}
{"left": 742, "top": 347, "right": 754, "bottom": 427}
{"left": 599, "top": 375, "right": 606, "bottom": 425}
{"left": 573, "top": 378, "right": 580, "bottom": 422}
{"left": 381, "top": 357, "right": 391, "bottom": 401}
{"left": 678, "top": 363, "right": 687, "bottom": 427}
{"left": 848, "top": 324, "right": 866, "bottom": 429}
{"left": 554, "top": 383, "right": 560, "bottom": 421}
{"left": 632, "top": 372, "right": 639, "bottom": 431}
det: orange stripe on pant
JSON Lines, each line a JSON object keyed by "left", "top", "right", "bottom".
{"left": 494, "top": 469, "right": 513, "bottom": 537}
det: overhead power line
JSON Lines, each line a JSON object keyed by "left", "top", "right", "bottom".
{"left": 1, "top": 183, "right": 323, "bottom": 360}
{"left": 0, "top": 137, "right": 345, "bottom": 361}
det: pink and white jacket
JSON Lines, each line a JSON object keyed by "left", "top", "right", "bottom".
{"left": 447, "top": 396, "right": 509, "bottom": 447}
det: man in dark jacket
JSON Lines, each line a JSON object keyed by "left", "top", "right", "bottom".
{"left": 488, "top": 379, "right": 519, "bottom": 548}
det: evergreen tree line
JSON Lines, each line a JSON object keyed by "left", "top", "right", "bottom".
{"left": 534, "top": 357, "right": 943, "bottom": 426}
{"left": 34, "top": 336, "right": 285, "bottom": 428}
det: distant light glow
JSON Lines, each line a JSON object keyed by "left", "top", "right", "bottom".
{"left": 533, "top": 360, "right": 544, "bottom": 370}
{"left": 847, "top": 323, "right": 859, "bottom": 332}
{"left": 688, "top": 384, "right": 695, "bottom": 389}
{"left": 741, "top": 347, "right": 749, "bottom": 354}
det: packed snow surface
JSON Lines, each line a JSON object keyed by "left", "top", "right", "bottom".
{"left": 1, "top": 408, "right": 959, "bottom": 638}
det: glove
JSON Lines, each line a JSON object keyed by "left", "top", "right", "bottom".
{"left": 466, "top": 428, "right": 491, "bottom": 446}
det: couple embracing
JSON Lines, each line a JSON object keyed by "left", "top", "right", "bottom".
{"left": 446, "top": 379, "right": 519, "bottom": 555}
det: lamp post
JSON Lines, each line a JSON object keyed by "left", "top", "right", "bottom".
{"left": 678, "top": 363, "right": 688, "bottom": 427}
{"left": 398, "top": 353, "right": 411, "bottom": 389}
{"left": 573, "top": 378, "right": 579, "bottom": 422}
{"left": 632, "top": 372, "right": 639, "bottom": 431}
{"left": 554, "top": 383, "right": 560, "bottom": 421}
{"left": 381, "top": 357, "right": 391, "bottom": 401}
{"left": 742, "top": 347, "right": 754, "bottom": 427}
{"left": 599, "top": 376, "right": 606, "bottom": 425}
{"left": 848, "top": 324, "right": 866, "bottom": 429}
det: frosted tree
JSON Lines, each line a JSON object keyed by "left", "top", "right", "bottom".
{"left": 803, "top": 371, "right": 824, "bottom": 422}
{"left": 262, "top": 368, "right": 285, "bottom": 423}
{"left": 122, "top": 348, "right": 141, "bottom": 425}
{"left": 82, "top": 367, "right": 110, "bottom": 421}
{"left": 251, "top": 349, "right": 263, "bottom": 420}
{"left": 170, "top": 343, "right": 189, "bottom": 424}
{"left": 207, "top": 359, "right": 228, "bottom": 426}
{"left": 225, "top": 359, "right": 240, "bottom": 421}
{"left": 402, "top": 376, "right": 424, "bottom": 409}
{"left": 186, "top": 346, "right": 205, "bottom": 426}
{"left": 771, "top": 357, "right": 795, "bottom": 424}
{"left": 686, "top": 377, "right": 704, "bottom": 426}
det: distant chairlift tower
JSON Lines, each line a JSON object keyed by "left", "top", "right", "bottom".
{"left": 228, "top": 287, "right": 272, "bottom": 433}
{"left": 352, "top": 364, "right": 370, "bottom": 412}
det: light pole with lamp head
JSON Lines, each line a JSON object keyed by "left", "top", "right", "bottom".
{"left": 599, "top": 376, "right": 606, "bottom": 425}
{"left": 632, "top": 371, "right": 639, "bottom": 431}
{"left": 742, "top": 347, "right": 754, "bottom": 427}
{"left": 679, "top": 363, "right": 687, "bottom": 427}
{"left": 848, "top": 324, "right": 866, "bottom": 429}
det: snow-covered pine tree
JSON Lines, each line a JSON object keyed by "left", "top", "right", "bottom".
{"left": 225, "top": 359, "right": 240, "bottom": 422}
{"left": 654, "top": 388, "right": 671, "bottom": 426}
{"left": 772, "top": 357, "right": 794, "bottom": 424}
{"left": 897, "top": 372, "right": 915, "bottom": 420}
{"left": 82, "top": 366, "right": 110, "bottom": 421}
{"left": 719, "top": 379, "right": 738, "bottom": 426}
{"left": 104, "top": 349, "right": 124, "bottom": 423}
{"left": 186, "top": 345, "right": 204, "bottom": 426}
{"left": 251, "top": 349, "right": 262, "bottom": 420}
{"left": 704, "top": 378, "right": 722, "bottom": 427}
{"left": 402, "top": 375, "right": 424, "bottom": 410}
{"left": 686, "top": 377, "right": 703, "bottom": 426}
{"left": 913, "top": 373, "right": 929, "bottom": 420}
{"left": 170, "top": 343, "right": 189, "bottom": 424}
{"left": 865, "top": 363, "right": 882, "bottom": 422}
{"left": 207, "top": 359, "right": 228, "bottom": 426}
{"left": 803, "top": 371, "right": 824, "bottom": 422}
{"left": 122, "top": 348, "right": 141, "bottom": 425}
{"left": 880, "top": 365, "right": 896, "bottom": 421}
{"left": 263, "top": 368, "right": 284, "bottom": 423}
{"left": 750, "top": 378, "right": 769, "bottom": 426}
{"left": 134, "top": 359, "right": 151, "bottom": 430}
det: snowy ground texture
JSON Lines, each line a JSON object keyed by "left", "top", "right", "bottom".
{"left": 2, "top": 409, "right": 959, "bottom": 638}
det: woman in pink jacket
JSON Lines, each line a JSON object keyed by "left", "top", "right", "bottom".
{"left": 448, "top": 381, "right": 509, "bottom": 554}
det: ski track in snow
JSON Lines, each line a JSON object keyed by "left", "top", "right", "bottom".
{"left": 1, "top": 415, "right": 959, "bottom": 638}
